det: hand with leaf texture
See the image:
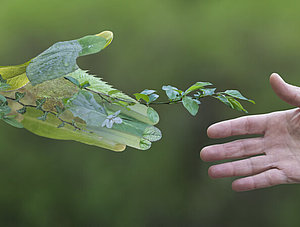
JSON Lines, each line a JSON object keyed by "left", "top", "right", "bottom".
{"left": 201, "top": 73, "right": 300, "bottom": 191}
{"left": 0, "top": 30, "right": 254, "bottom": 152}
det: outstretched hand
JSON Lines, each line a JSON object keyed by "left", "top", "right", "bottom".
{"left": 201, "top": 73, "right": 300, "bottom": 191}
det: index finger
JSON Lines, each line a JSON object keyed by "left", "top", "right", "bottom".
{"left": 207, "top": 114, "right": 270, "bottom": 138}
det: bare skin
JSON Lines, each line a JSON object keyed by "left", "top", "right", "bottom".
{"left": 200, "top": 73, "right": 300, "bottom": 192}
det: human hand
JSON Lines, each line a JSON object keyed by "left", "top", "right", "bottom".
{"left": 200, "top": 73, "right": 300, "bottom": 191}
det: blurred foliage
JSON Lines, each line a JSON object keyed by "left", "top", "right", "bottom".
{"left": 1, "top": 0, "right": 300, "bottom": 226}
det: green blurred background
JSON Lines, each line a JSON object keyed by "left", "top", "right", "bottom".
{"left": 1, "top": 0, "right": 300, "bottom": 226}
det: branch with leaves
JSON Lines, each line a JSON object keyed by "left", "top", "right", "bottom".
{"left": 0, "top": 31, "right": 254, "bottom": 152}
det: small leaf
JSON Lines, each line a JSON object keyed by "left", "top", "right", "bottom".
{"left": 55, "top": 105, "right": 65, "bottom": 116}
{"left": 0, "top": 75, "right": 6, "bottom": 83}
{"left": 224, "top": 90, "right": 255, "bottom": 104}
{"left": 228, "top": 98, "right": 248, "bottom": 113}
{"left": 0, "top": 94, "right": 7, "bottom": 104}
{"left": 0, "top": 105, "right": 11, "bottom": 116}
{"left": 27, "top": 41, "right": 82, "bottom": 86}
{"left": 95, "top": 31, "right": 114, "bottom": 49}
{"left": 193, "top": 99, "right": 201, "bottom": 105}
{"left": 17, "top": 107, "right": 27, "bottom": 114}
{"left": 148, "top": 94, "right": 159, "bottom": 103}
{"left": 143, "top": 126, "right": 162, "bottom": 142}
{"left": 64, "top": 90, "right": 107, "bottom": 127}
{"left": 215, "top": 95, "right": 234, "bottom": 108}
{"left": 147, "top": 107, "right": 159, "bottom": 124}
{"left": 37, "top": 112, "right": 48, "bottom": 121}
{"left": 57, "top": 122, "right": 65, "bottom": 128}
{"left": 140, "top": 90, "right": 159, "bottom": 103}
{"left": 162, "top": 85, "right": 180, "bottom": 100}
{"left": 185, "top": 82, "right": 212, "bottom": 95}
{"left": 201, "top": 88, "right": 216, "bottom": 96}
{"left": 80, "top": 81, "right": 90, "bottom": 89}
{"left": 15, "top": 92, "right": 26, "bottom": 102}
{"left": 140, "top": 89, "right": 156, "bottom": 95}
{"left": 2, "top": 116, "right": 23, "bottom": 128}
{"left": 0, "top": 74, "right": 11, "bottom": 91}
{"left": 182, "top": 96, "right": 199, "bottom": 116}
{"left": 55, "top": 105, "right": 63, "bottom": 114}
{"left": 0, "top": 62, "right": 30, "bottom": 91}
{"left": 65, "top": 76, "right": 80, "bottom": 87}
{"left": 0, "top": 83, "right": 11, "bottom": 91}
{"left": 36, "top": 98, "right": 46, "bottom": 110}
{"left": 77, "top": 35, "right": 107, "bottom": 57}
{"left": 134, "top": 93, "right": 150, "bottom": 103}
{"left": 108, "top": 90, "right": 121, "bottom": 96}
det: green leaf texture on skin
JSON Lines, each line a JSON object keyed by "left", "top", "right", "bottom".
{"left": 67, "top": 69, "right": 135, "bottom": 102}
{"left": 64, "top": 90, "right": 108, "bottom": 127}
{"left": 64, "top": 90, "right": 162, "bottom": 150}
{"left": 26, "top": 40, "right": 82, "bottom": 85}
{"left": 68, "top": 69, "right": 159, "bottom": 125}
{"left": 1, "top": 31, "right": 162, "bottom": 151}
{"left": 22, "top": 107, "right": 126, "bottom": 152}
{"left": 26, "top": 32, "right": 112, "bottom": 86}
{"left": 8, "top": 70, "right": 161, "bottom": 151}
{"left": 0, "top": 61, "right": 31, "bottom": 91}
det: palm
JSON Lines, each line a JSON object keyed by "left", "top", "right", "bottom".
{"left": 201, "top": 74, "right": 300, "bottom": 191}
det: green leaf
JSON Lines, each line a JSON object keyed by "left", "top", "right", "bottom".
{"left": 77, "top": 35, "right": 107, "bottom": 56}
{"left": 215, "top": 95, "right": 234, "bottom": 108}
{"left": 182, "top": 96, "right": 199, "bottom": 116}
{"left": 147, "top": 107, "right": 159, "bottom": 124}
{"left": 80, "top": 81, "right": 90, "bottom": 89}
{"left": 68, "top": 69, "right": 136, "bottom": 103}
{"left": 148, "top": 94, "right": 159, "bottom": 103}
{"left": 201, "top": 88, "right": 216, "bottom": 96}
{"left": 143, "top": 126, "right": 162, "bottom": 142}
{"left": 0, "top": 75, "right": 6, "bottom": 83}
{"left": 193, "top": 99, "right": 201, "bottom": 105}
{"left": 22, "top": 107, "right": 126, "bottom": 152}
{"left": 36, "top": 98, "right": 46, "bottom": 110}
{"left": 162, "top": 85, "right": 180, "bottom": 100}
{"left": 140, "top": 138, "right": 152, "bottom": 150}
{"left": 228, "top": 98, "right": 248, "bottom": 113}
{"left": 37, "top": 112, "right": 48, "bottom": 121}
{"left": 0, "top": 83, "right": 11, "bottom": 91}
{"left": 0, "top": 105, "right": 11, "bottom": 116}
{"left": 55, "top": 105, "right": 65, "bottom": 116}
{"left": 185, "top": 82, "right": 212, "bottom": 95}
{"left": 26, "top": 40, "right": 82, "bottom": 85}
{"left": 65, "top": 76, "right": 80, "bottom": 87}
{"left": 0, "top": 61, "right": 30, "bottom": 90}
{"left": 108, "top": 89, "right": 121, "bottom": 96}
{"left": 64, "top": 91, "right": 162, "bottom": 150}
{"left": 95, "top": 31, "right": 114, "bottom": 49}
{"left": 139, "top": 90, "right": 159, "bottom": 103}
{"left": 0, "top": 94, "right": 7, "bottom": 103}
{"left": 17, "top": 107, "right": 27, "bottom": 114}
{"left": 140, "top": 89, "right": 156, "bottom": 95}
{"left": 57, "top": 122, "right": 65, "bottom": 128}
{"left": 2, "top": 116, "right": 23, "bottom": 128}
{"left": 224, "top": 90, "right": 255, "bottom": 104}
{"left": 0, "top": 74, "right": 11, "bottom": 91}
{"left": 25, "top": 32, "right": 112, "bottom": 86}
{"left": 15, "top": 92, "right": 26, "bottom": 102}
{"left": 64, "top": 90, "right": 107, "bottom": 127}
{"left": 134, "top": 93, "right": 150, "bottom": 103}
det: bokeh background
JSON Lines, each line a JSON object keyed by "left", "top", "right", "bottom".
{"left": 1, "top": 0, "right": 300, "bottom": 226}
